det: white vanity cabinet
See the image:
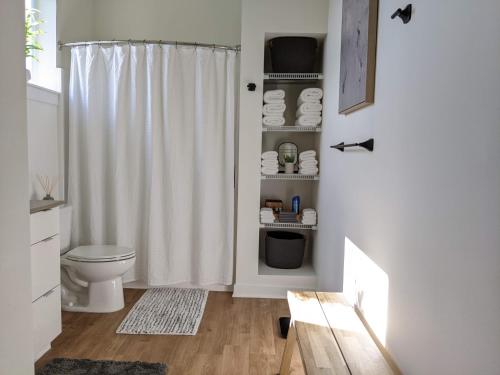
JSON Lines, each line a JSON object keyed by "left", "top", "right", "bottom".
{"left": 30, "top": 205, "right": 62, "bottom": 361}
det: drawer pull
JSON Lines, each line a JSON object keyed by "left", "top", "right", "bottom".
{"left": 42, "top": 288, "right": 56, "bottom": 298}
{"left": 42, "top": 235, "right": 57, "bottom": 242}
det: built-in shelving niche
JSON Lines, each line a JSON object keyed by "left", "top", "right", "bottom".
{"left": 259, "top": 33, "right": 325, "bottom": 279}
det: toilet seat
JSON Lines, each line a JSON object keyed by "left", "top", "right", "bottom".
{"left": 65, "top": 245, "right": 135, "bottom": 263}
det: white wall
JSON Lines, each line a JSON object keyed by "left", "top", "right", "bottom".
{"left": 316, "top": 1, "right": 500, "bottom": 374}
{"left": 0, "top": 1, "right": 34, "bottom": 373}
{"left": 92, "top": 0, "right": 241, "bottom": 46}
{"left": 57, "top": 0, "right": 241, "bottom": 46}
{"left": 27, "top": 84, "right": 63, "bottom": 200}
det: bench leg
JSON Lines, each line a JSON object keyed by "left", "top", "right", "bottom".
{"left": 279, "top": 321, "right": 297, "bottom": 375}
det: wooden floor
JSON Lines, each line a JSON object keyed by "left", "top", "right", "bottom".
{"left": 36, "top": 289, "right": 305, "bottom": 375}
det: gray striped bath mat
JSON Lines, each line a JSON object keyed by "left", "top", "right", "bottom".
{"left": 117, "top": 288, "right": 208, "bottom": 335}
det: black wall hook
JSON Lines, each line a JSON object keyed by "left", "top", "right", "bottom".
{"left": 330, "top": 138, "right": 374, "bottom": 152}
{"left": 391, "top": 4, "right": 412, "bottom": 24}
{"left": 247, "top": 82, "right": 256, "bottom": 91}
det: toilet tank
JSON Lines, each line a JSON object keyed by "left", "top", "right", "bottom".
{"left": 59, "top": 205, "right": 73, "bottom": 254}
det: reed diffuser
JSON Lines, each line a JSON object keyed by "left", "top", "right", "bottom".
{"left": 37, "top": 175, "right": 59, "bottom": 200}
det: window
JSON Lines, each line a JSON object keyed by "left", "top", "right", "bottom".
{"left": 26, "top": 0, "right": 60, "bottom": 91}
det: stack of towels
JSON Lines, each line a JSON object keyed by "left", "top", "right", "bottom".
{"left": 261, "top": 150, "right": 279, "bottom": 175}
{"left": 301, "top": 208, "right": 317, "bottom": 225}
{"left": 263, "top": 89, "right": 286, "bottom": 127}
{"left": 295, "top": 88, "right": 323, "bottom": 127}
{"left": 260, "top": 208, "right": 276, "bottom": 224}
{"left": 299, "top": 150, "right": 319, "bottom": 175}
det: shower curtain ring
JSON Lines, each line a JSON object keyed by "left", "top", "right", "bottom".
{"left": 212, "top": 44, "right": 216, "bottom": 52}
{"left": 175, "top": 41, "right": 178, "bottom": 49}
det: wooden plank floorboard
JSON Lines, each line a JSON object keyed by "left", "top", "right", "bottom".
{"left": 36, "top": 289, "right": 305, "bottom": 375}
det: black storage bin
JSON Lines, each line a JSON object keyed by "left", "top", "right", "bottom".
{"left": 265, "top": 231, "right": 305, "bottom": 269}
{"left": 269, "top": 37, "right": 318, "bottom": 73}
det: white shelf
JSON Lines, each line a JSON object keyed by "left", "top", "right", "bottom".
{"left": 261, "top": 173, "right": 319, "bottom": 181}
{"left": 260, "top": 222, "right": 317, "bottom": 230}
{"left": 258, "top": 258, "right": 316, "bottom": 277}
{"left": 264, "top": 72, "right": 324, "bottom": 81}
{"left": 262, "top": 125, "right": 322, "bottom": 132}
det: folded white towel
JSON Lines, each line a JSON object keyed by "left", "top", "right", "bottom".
{"left": 263, "top": 103, "right": 286, "bottom": 116}
{"left": 299, "top": 150, "right": 317, "bottom": 160}
{"left": 295, "top": 115, "right": 322, "bottom": 126}
{"left": 300, "top": 159, "right": 318, "bottom": 167}
{"left": 298, "top": 88, "right": 323, "bottom": 103}
{"left": 303, "top": 208, "right": 316, "bottom": 214}
{"left": 262, "top": 151, "right": 278, "bottom": 160}
{"left": 261, "top": 167, "right": 279, "bottom": 175}
{"left": 263, "top": 116, "right": 285, "bottom": 127}
{"left": 261, "top": 207, "right": 273, "bottom": 212}
{"left": 296, "top": 102, "right": 323, "bottom": 116}
{"left": 264, "top": 89, "right": 285, "bottom": 104}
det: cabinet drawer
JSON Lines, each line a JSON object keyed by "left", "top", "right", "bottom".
{"left": 30, "top": 207, "right": 59, "bottom": 245}
{"left": 33, "top": 286, "right": 61, "bottom": 360}
{"left": 31, "top": 235, "right": 60, "bottom": 301}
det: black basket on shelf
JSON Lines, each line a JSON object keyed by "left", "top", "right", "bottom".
{"left": 265, "top": 231, "right": 305, "bottom": 269}
{"left": 269, "top": 37, "right": 318, "bottom": 73}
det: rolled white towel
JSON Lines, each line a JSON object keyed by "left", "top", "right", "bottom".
{"left": 301, "top": 219, "right": 317, "bottom": 225}
{"left": 263, "top": 89, "right": 285, "bottom": 104}
{"left": 303, "top": 208, "right": 316, "bottom": 214}
{"left": 262, "top": 151, "right": 278, "bottom": 159}
{"left": 299, "top": 159, "right": 318, "bottom": 168}
{"left": 261, "top": 167, "right": 279, "bottom": 175}
{"left": 295, "top": 115, "right": 321, "bottom": 126}
{"left": 262, "top": 159, "right": 279, "bottom": 166}
{"left": 302, "top": 215, "right": 317, "bottom": 219}
{"left": 263, "top": 116, "right": 285, "bottom": 127}
{"left": 298, "top": 88, "right": 323, "bottom": 103}
{"left": 261, "top": 213, "right": 275, "bottom": 218}
{"left": 299, "top": 167, "right": 319, "bottom": 175}
{"left": 261, "top": 219, "right": 276, "bottom": 224}
{"left": 263, "top": 103, "right": 286, "bottom": 116}
{"left": 299, "top": 150, "right": 317, "bottom": 160}
{"left": 296, "top": 102, "right": 323, "bottom": 116}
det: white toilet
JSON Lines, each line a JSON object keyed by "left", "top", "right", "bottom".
{"left": 59, "top": 205, "right": 136, "bottom": 313}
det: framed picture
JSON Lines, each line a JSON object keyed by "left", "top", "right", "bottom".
{"left": 338, "top": 0, "right": 379, "bottom": 114}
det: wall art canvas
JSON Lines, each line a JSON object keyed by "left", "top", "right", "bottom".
{"left": 338, "top": 0, "right": 379, "bottom": 114}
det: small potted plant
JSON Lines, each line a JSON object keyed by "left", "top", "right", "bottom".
{"left": 284, "top": 153, "right": 296, "bottom": 174}
{"left": 25, "top": 8, "right": 43, "bottom": 81}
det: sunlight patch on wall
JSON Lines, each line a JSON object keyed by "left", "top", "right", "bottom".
{"left": 343, "top": 237, "right": 389, "bottom": 345}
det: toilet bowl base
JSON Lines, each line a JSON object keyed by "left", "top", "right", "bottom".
{"left": 62, "top": 277, "right": 125, "bottom": 313}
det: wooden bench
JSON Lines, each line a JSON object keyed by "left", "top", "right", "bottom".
{"left": 279, "top": 291, "right": 399, "bottom": 375}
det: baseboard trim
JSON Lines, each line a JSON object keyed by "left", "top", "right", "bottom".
{"left": 124, "top": 280, "right": 233, "bottom": 293}
{"left": 233, "top": 283, "right": 315, "bottom": 299}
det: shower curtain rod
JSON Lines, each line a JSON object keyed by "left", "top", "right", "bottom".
{"left": 58, "top": 39, "right": 241, "bottom": 51}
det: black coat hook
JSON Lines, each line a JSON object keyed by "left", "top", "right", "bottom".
{"left": 247, "top": 82, "right": 256, "bottom": 91}
{"left": 391, "top": 4, "right": 412, "bottom": 24}
{"left": 330, "top": 138, "right": 374, "bottom": 152}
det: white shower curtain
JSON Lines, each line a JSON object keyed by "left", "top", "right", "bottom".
{"left": 68, "top": 44, "right": 236, "bottom": 286}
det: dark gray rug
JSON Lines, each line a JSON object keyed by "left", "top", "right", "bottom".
{"left": 36, "top": 358, "right": 167, "bottom": 375}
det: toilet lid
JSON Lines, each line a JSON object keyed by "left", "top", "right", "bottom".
{"left": 65, "top": 245, "right": 135, "bottom": 262}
